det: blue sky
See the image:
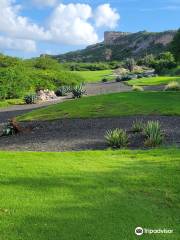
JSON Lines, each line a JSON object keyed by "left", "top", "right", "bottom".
{"left": 0, "top": 0, "right": 179, "bottom": 58}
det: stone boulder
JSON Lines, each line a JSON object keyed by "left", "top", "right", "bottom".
{"left": 37, "top": 89, "right": 58, "bottom": 102}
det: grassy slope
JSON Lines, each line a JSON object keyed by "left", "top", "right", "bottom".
{"left": 73, "top": 70, "right": 114, "bottom": 82}
{"left": 18, "top": 92, "right": 180, "bottom": 121}
{"left": 128, "top": 76, "right": 180, "bottom": 86}
{"left": 0, "top": 99, "right": 23, "bottom": 109}
{"left": 0, "top": 149, "right": 179, "bottom": 240}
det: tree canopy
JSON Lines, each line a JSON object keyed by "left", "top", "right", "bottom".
{"left": 170, "top": 29, "right": 180, "bottom": 63}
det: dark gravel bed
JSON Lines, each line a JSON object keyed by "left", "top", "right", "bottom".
{"left": 0, "top": 116, "right": 179, "bottom": 152}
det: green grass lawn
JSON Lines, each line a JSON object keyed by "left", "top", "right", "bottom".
{"left": 0, "top": 149, "right": 179, "bottom": 240}
{"left": 0, "top": 99, "right": 23, "bottom": 109}
{"left": 73, "top": 69, "right": 114, "bottom": 82}
{"left": 128, "top": 76, "right": 180, "bottom": 86}
{"left": 17, "top": 92, "right": 180, "bottom": 121}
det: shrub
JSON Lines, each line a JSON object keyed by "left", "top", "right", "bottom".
{"left": 116, "top": 76, "right": 121, "bottom": 82}
{"left": 164, "top": 81, "right": 180, "bottom": 91}
{"left": 124, "top": 58, "right": 136, "bottom": 72}
{"left": 102, "top": 78, "right": 108, "bottom": 82}
{"left": 55, "top": 86, "right": 71, "bottom": 97}
{"left": 2, "top": 122, "right": 15, "bottom": 136}
{"left": 72, "top": 85, "right": 86, "bottom": 98}
{"left": 121, "top": 75, "right": 132, "bottom": 81}
{"left": 132, "top": 119, "right": 144, "bottom": 133}
{"left": 105, "top": 128, "right": 129, "bottom": 148}
{"left": 137, "top": 74, "right": 143, "bottom": 78}
{"left": 24, "top": 94, "right": 37, "bottom": 104}
{"left": 132, "top": 85, "right": 144, "bottom": 91}
{"left": 143, "top": 121, "right": 164, "bottom": 147}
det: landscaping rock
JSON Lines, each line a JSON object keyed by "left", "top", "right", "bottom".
{"left": 37, "top": 89, "right": 58, "bottom": 101}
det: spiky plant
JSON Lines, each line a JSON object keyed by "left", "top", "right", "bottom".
{"left": 132, "top": 119, "right": 144, "bottom": 133}
{"left": 164, "top": 81, "right": 180, "bottom": 91}
{"left": 105, "top": 128, "right": 129, "bottom": 148}
{"left": 71, "top": 85, "right": 86, "bottom": 98}
{"left": 132, "top": 85, "right": 144, "bottom": 91}
{"left": 144, "top": 121, "right": 164, "bottom": 147}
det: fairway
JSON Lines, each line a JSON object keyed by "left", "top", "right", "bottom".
{"left": 128, "top": 76, "right": 180, "bottom": 86}
{"left": 0, "top": 149, "right": 179, "bottom": 240}
{"left": 17, "top": 92, "right": 180, "bottom": 121}
{"left": 73, "top": 70, "right": 114, "bottom": 82}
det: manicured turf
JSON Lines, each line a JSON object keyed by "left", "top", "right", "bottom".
{"left": 128, "top": 76, "right": 180, "bottom": 86}
{"left": 17, "top": 92, "right": 180, "bottom": 121}
{"left": 0, "top": 99, "right": 23, "bottom": 109}
{"left": 73, "top": 70, "right": 114, "bottom": 82}
{"left": 0, "top": 149, "right": 179, "bottom": 240}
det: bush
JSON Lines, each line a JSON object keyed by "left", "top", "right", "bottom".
{"left": 116, "top": 76, "right": 121, "bottom": 82}
{"left": 132, "top": 86, "right": 144, "bottom": 91}
{"left": 121, "top": 75, "right": 132, "bottom": 81}
{"left": 102, "top": 78, "right": 108, "bottom": 82}
{"left": 105, "top": 128, "right": 129, "bottom": 148}
{"left": 132, "top": 119, "right": 144, "bottom": 133}
{"left": 137, "top": 74, "right": 144, "bottom": 78}
{"left": 2, "top": 122, "right": 15, "bottom": 136}
{"left": 144, "top": 121, "right": 164, "bottom": 147}
{"left": 72, "top": 85, "right": 86, "bottom": 98}
{"left": 124, "top": 58, "right": 136, "bottom": 72}
{"left": 55, "top": 86, "right": 71, "bottom": 97}
{"left": 24, "top": 94, "right": 37, "bottom": 104}
{"left": 164, "top": 81, "right": 180, "bottom": 91}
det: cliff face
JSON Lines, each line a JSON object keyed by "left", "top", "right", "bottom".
{"left": 53, "top": 30, "right": 177, "bottom": 62}
{"left": 104, "top": 31, "right": 130, "bottom": 45}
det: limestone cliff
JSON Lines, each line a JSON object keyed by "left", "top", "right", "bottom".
{"left": 52, "top": 30, "right": 177, "bottom": 62}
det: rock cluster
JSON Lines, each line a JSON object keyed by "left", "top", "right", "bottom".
{"left": 37, "top": 90, "right": 58, "bottom": 101}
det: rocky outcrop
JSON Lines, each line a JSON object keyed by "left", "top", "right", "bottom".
{"left": 52, "top": 30, "right": 177, "bottom": 62}
{"left": 37, "top": 90, "right": 58, "bottom": 101}
{"left": 104, "top": 31, "right": 130, "bottom": 45}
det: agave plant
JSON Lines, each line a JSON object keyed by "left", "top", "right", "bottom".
{"left": 71, "top": 85, "right": 86, "bottom": 98}
{"left": 132, "top": 119, "right": 144, "bottom": 133}
{"left": 2, "top": 122, "right": 15, "bottom": 136}
{"left": 164, "top": 81, "right": 180, "bottom": 91}
{"left": 132, "top": 85, "right": 144, "bottom": 92}
{"left": 143, "top": 121, "right": 164, "bottom": 147}
{"left": 105, "top": 128, "right": 129, "bottom": 148}
{"left": 24, "top": 94, "right": 37, "bottom": 104}
{"left": 55, "top": 85, "right": 71, "bottom": 97}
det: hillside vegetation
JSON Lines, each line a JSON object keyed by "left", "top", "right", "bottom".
{"left": 53, "top": 30, "right": 176, "bottom": 62}
{"left": 0, "top": 54, "right": 84, "bottom": 100}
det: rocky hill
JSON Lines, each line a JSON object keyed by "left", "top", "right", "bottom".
{"left": 52, "top": 30, "right": 177, "bottom": 62}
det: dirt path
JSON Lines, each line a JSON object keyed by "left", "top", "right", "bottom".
{"left": 0, "top": 116, "right": 179, "bottom": 151}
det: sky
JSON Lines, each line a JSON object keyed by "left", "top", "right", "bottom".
{"left": 0, "top": 0, "right": 179, "bottom": 58}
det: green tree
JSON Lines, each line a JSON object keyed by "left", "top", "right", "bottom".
{"left": 170, "top": 29, "right": 180, "bottom": 63}
{"left": 124, "top": 58, "right": 136, "bottom": 72}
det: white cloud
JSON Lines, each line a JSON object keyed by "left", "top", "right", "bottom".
{"left": 0, "top": 1, "right": 120, "bottom": 52}
{"left": 32, "top": 0, "right": 58, "bottom": 7}
{"left": 48, "top": 3, "right": 99, "bottom": 45}
{"left": 94, "top": 4, "right": 120, "bottom": 29}
{"left": 0, "top": 36, "right": 36, "bottom": 52}
{"left": 0, "top": 0, "right": 50, "bottom": 41}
